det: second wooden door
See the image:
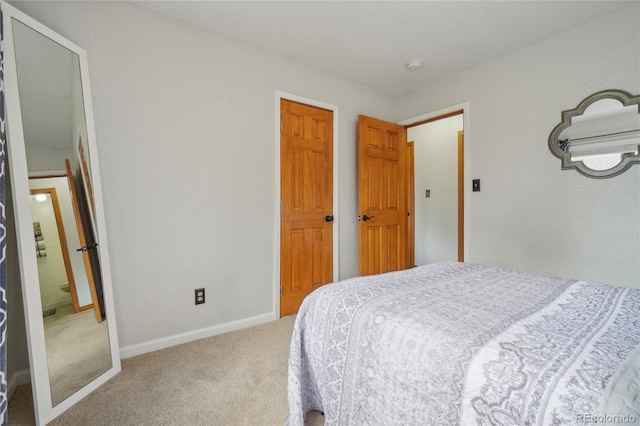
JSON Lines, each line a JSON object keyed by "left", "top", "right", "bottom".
{"left": 358, "top": 115, "right": 408, "bottom": 276}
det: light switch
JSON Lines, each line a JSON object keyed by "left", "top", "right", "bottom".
{"left": 425, "top": 189, "right": 431, "bottom": 198}
{"left": 472, "top": 179, "right": 481, "bottom": 192}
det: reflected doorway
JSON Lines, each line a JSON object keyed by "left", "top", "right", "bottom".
{"left": 30, "top": 188, "right": 78, "bottom": 315}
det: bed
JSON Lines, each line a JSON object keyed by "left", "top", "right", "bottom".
{"left": 286, "top": 262, "right": 640, "bottom": 425}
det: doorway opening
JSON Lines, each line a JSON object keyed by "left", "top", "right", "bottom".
{"left": 405, "top": 109, "right": 465, "bottom": 265}
{"left": 356, "top": 105, "right": 468, "bottom": 276}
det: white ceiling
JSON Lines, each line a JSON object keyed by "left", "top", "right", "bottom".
{"left": 133, "top": 1, "right": 639, "bottom": 97}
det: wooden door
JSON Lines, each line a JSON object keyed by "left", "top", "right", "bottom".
{"left": 66, "top": 160, "right": 103, "bottom": 323}
{"left": 406, "top": 141, "right": 415, "bottom": 268}
{"left": 358, "top": 115, "right": 407, "bottom": 276}
{"left": 280, "top": 99, "right": 333, "bottom": 316}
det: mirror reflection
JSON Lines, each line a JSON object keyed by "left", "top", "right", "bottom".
{"left": 562, "top": 99, "right": 639, "bottom": 170}
{"left": 549, "top": 89, "right": 640, "bottom": 178}
{"left": 12, "top": 17, "right": 112, "bottom": 406}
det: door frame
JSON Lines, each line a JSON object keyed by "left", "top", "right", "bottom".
{"left": 397, "top": 102, "right": 470, "bottom": 262}
{"left": 273, "top": 91, "right": 340, "bottom": 318}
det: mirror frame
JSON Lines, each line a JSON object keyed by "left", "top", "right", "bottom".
{"left": 548, "top": 89, "right": 640, "bottom": 179}
{"left": 3, "top": 3, "right": 121, "bottom": 424}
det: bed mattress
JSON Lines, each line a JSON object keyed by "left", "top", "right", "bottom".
{"left": 286, "top": 262, "right": 640, "bottom": 425}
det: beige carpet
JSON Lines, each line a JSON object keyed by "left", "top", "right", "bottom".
{"left": 8, "top": 315, "right": 325, "bottom": 425}
{"left": 44, "top": 308, "right": 112, "bottom": 405}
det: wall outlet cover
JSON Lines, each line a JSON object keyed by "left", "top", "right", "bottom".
{"left": 195, "top": 288, "right": 205, "bottom": 305}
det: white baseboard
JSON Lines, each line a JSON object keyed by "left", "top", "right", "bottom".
{"left": 119, "top": 312, "right": 276, "bottom": 359}
{"left": 8, "top": 369, "right": 31, "bottom": 401}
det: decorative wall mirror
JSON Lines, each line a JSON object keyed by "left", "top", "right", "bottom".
{"left": 548, "top": 89, "right": 640, "bottom": 178}
{"left": 3, "top": 3, "right": 121, "bottom": 424}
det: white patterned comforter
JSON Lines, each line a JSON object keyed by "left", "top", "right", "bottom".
{"left": 286, "top": 262, "right": 640, "bottom": 425}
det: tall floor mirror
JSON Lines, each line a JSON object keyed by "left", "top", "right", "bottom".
{"left": 3, "top": 3, "right": 121, "bottom": 424}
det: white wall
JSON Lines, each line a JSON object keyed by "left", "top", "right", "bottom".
{"left": 395, "top": 5, "right": 640, "bottom": 288}
{"left": 9, "top": 1, "right": 394, "bottom": 351}
{"left": 12, "top": 18, "right": 77, "bottom": 172}
{"left": 8, "top": 2, "right": 639, "bottom": 358}
{"left": 71, "top": 57, "right": 89, "bottom": 173}
{"left": 409, "top": 115, "right": 463, "bottom": 265}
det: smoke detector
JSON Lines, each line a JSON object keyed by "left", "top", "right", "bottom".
{"left": 406, "top": 59, "right": 423, "bottom": 72}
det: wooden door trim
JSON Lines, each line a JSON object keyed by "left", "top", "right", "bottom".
{"left": 398, "top": 102, "right": 470, "bottom": 261}
{"left": 274, "top": 91, "right": 339, "bottom": 318}
{"left": 458, "top": 131, "right": 464, "bottom": 262}
{"left": 404, "top": 109, "right": 463, "bottom": 128}
{"left": 406, "top": 141, "right": 415, "bottom": 268}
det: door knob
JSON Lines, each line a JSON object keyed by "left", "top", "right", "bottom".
{"left": 362, "top": 214, "right": 375, "bottom": 222}
{"left": 76, "top": 243, "right": 98, "bottom": 252}
{"left": 325, "top": 215, "right": 334, "bottom": 222}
